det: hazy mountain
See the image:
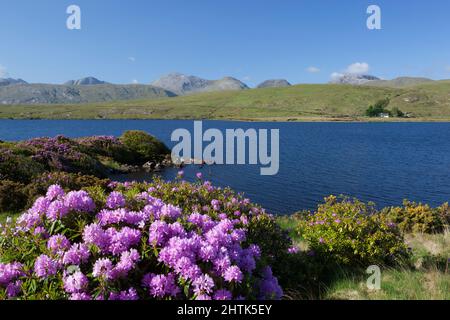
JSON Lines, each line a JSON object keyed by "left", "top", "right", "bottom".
{"left": 0, "top": 78, "right": 28, "bottom": 87}
{"left": 0, "top": 83, "right": 176, "bottom": 105}
{"left": 257, "top": 79, "right": 291, "bottom": 88}
{"left": 330, "top": 74, "right": 381, "bottom": 85}
{"left": 64, "top": 77, "right": 108, "bottom": 86}
{"left": 151, "top": 73, "right": 249, "bottom": 95}
{"left": 366, "top": 77, "right": 434, "bottom": 88}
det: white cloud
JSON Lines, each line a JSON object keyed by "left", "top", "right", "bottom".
{"left": 132, "top": 79, "right": 139, "bottom": 84}
{"left": 344, "top": 62, "right": 370, "bottom": 74}
{"left": 445, "top": 66, "right": 450, "bottom": 72}
{"left": 330, "top": 72, "right": 344, "bottom": 80}
{"left": 128, "top": 57, "right": 136, "bottom": 62}
{"left": 329, "top": 62, "right": 371, "bottom": 80}
{"left": 0, "top": 65, "right": 8, "bottom": 78}
{"left": 306, "top": 66, "right": 320, "bottom": 73}
{"left": 242, "top": 76, "right": 252, "bottom": 81}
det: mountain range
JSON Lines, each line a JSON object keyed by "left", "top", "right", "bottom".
{"left": 0, "top": 73, "right": 441, "bottom": 105}
{"left": 0, "top": 78, "right": 175, "bottom": 104}
{"left": 151, "top": 73, "right": 250, "bottom": 95}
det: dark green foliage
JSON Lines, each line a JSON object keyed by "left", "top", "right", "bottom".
{"left": 391, "top": 107, "right": 405, "bottom": 118}
{"left": 365, "top": 98, "right": 405, "bottom": 118}
{"left": 0, "top": 180, "right": 28, "bottom": 212}
{"left": 365, "top": 98, "right": 391, "bottom": 117}
{"left": 120, "top": 131, "right": 170, "bottom": 164}
{"left": 0, "top": 148, "right": 46, "bottom": 183}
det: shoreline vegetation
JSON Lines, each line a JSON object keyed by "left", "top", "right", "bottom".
{"left": 2, "top": 81, "right": 450, "bottom": 122}
{"left": 1, "top": 133, "right": 449, "bottom": 300}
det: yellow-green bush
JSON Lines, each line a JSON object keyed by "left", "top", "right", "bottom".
{"left": 381, "top": 200, "right": 450, "bottom": 234}
{"left": 297, "top": 196, "right": 410, "bottom": 267}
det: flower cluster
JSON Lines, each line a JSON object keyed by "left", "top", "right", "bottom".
{"left": 18, "top": 136, "right": 95, "bottom": 173}
{"left": 16, "top": 188, "right": 95, "bottom": 231}
{"left": 0, "top": 182, "right": 283, "bottom": 300}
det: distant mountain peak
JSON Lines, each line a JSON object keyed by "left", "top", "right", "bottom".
{"left": 257, "top": 79, "right": 291, "bottom": 88}
{"left": 330, "top": 73, "right": 380, "bottom": 85}
{"left": 0, "top": 78, "right": 28, "bottom": 87}
{"left": 151, "top": 73, "right": 248, "bottom": 95}
{"left": 64, "top": 77, "right": 108, "bottom": 86}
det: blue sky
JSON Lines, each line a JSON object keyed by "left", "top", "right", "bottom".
{"left": 1, "top": 0, "right": 450, "bottom": 86}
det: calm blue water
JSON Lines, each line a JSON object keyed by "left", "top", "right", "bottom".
{"left": 1, "top": 120, "right": 450, "bottom": 214}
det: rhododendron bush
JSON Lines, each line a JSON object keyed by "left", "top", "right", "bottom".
{"left": 0, "top": 177, "right": 284, "bottom": 300}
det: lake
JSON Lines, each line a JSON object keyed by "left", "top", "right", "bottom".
{"left": 1, "top": 120, "right": 450, "bottom": 214}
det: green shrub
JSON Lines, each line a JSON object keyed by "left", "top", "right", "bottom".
{"left": 0, "top": 180, "right": 28, "bottom": 213}
{"left": 365, "top": 98, "right": 391, "bottom": 117}
{"left": 77, "top": 135, "right": 135, "bottom": 164}
{"left": 297, "top": 196, "right": 410, "bottom": 267}
{"left": 381, "top": 200, "right": 450, "bottom": 234}
{"left": 120, "top": 130, "right": 170, "bottom": 164}
{"left": 0, "top": 148, "right": 46, "bottom": 183}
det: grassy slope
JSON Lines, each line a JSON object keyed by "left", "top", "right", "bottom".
{"left": 2, "top": 81, "right": 450, "bottom": 121}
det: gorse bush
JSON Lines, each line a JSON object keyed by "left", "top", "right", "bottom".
{"left": 381, "top": 200, "right": 450, "bottom": 234}
{"left": 0, "top": 178, "right": 283, "bottom": 300}
{"left": 297, "top": 196, "right": 410, "bottom": 267}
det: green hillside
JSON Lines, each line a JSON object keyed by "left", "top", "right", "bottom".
{"left": 1, "top": 81, "right": 450, "bottom": 121}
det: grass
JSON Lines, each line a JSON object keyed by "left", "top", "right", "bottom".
{"left": 2, "top": 81, "right": 450, "bottom": 121}
{"left": 0, "top": 212, "right": 20, "bottom": 224}
{"left": 276, "top": 216, "right": 450, "bottom": 300}
{"left": 324, "top": 267, "right": 449, "bottom": 300}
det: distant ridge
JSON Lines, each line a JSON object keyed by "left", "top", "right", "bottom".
{"left": 64, "top": 77, "right": 108, "bottom": 86}
{"left": 257, "top": 79, "right": 291, "bottom": 88}
{"left": 366, "top": 77, "right": 434, "bottom": 88}
{"left": 151, "top": 73, "right": 249, "bottom": 95}
{"left": 0, "top": 83, "right": 175, "bottom": 105}
{"left": 0, "top": 73, "right": 448, "bottom": 105}
{"left": 0, "top": 78, "right": 28, "bottom": 87}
